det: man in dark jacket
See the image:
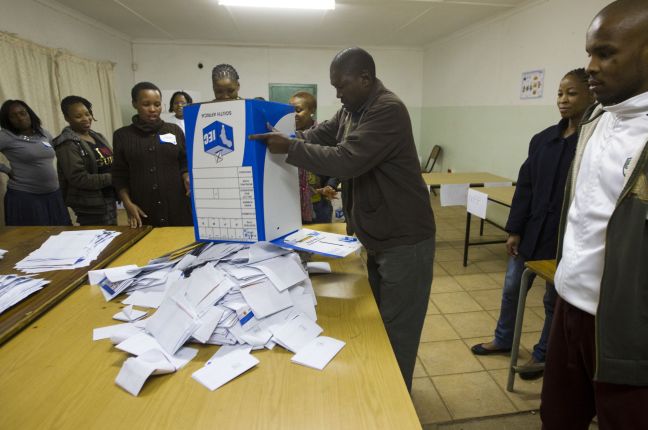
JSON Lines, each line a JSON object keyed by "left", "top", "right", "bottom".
{"left": 540, "top": 1, "right": 648, "bottom": 428}
{"left": 251, "top": 47, "right": 436, "bottom": 391}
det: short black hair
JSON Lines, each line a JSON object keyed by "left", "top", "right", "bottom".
{"left": 564, "top": 68, "right": 589, "bottom": 84}
{"left": 169, "top": 91, "right": 193, "bottom": 112}
{"left": 60, "top": 95, "right": 96, "bottom": 120}
{"left": 331, "top": 47, "right": 376, "bottom": 79}
{"left": 212, "top": 64, "right": 240, "bottom": 82}
{"left": 291, "top": 91, "right": 317, "bottom": 112}
{"left": 131, "top": 81, "right": 161, "bottom": 102}
{"left": 0, "top": 99, "right": 42, "bottom": 135}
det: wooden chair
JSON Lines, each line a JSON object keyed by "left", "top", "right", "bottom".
{"left": 422, "top": 145, "right": 442, "bottom": 195}
{"left": 422, "top": 145, "right": 441, "bottom": 174}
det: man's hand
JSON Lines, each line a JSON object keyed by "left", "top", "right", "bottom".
{"left": 248, "top": 132, "right": 292, "bottom": 154}
{"left": 505, "top": 234, "right": 521, "bottom": 257}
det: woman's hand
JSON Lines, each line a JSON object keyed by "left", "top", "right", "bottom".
{"left": 318, "top": 185, "right": 338, "bottom": 200}
{"left": 182, "top": 172, "right": 191, "bottom": 196}
{"left": 505, "top": 234, "right": 521, "bottom": 257}
{"left": 124, "top": 201, "right": 147, "bottom": 228}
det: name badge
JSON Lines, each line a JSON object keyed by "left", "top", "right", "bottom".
{"left": 159, "top": 133, "right": 177, "bottom": 145}
{"left": 41, "top": 140, "right": 52, "bottom": 148}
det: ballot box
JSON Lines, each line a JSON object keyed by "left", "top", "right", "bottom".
{"left": 184, "top": 99, "right": 300, "bottom": 243}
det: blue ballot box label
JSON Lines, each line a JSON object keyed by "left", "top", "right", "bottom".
{"left": 203, "top": 120, "right": 234, "bottom": 160}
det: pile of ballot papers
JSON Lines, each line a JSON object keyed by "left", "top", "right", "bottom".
{"left": 91, "top": 241, "right": 345, "bottom": 396}
{"left": 0, "top": 274, "right": 50, "bottom": 315}
{"left": 15, "top": 230, "right": 120, "bottom": 273}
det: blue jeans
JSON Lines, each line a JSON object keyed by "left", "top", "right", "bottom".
{"left": 493, "top": 256, "right": 557, "bottom": 362}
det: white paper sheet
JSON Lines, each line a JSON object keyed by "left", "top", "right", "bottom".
{"left": 466, "top": 188, "right": 488, "bottom": 219}
{"left": 440, "top": 183, "right": 469, "bottom": 206}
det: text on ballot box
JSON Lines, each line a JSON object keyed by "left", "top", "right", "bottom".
{"left": 184, "top": 99, "right": 301, "bottom": 243}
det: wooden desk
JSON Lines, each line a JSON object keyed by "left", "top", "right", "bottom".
{"left": 463, "top": 186, "right": 516, "bottom": 266}
{"left": 507, "top": 259, "right": 557, "bottom": 391}
{"left": 422, "top": 171, "right": 513, "bottom": 187}
{"left": 0, "top": 226, "right": 151, "bottom": 344}
{"left": 0, "top": 226, "right": 421, "bottom": 430}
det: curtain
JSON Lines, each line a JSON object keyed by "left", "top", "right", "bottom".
{"left": 0, "top": 31, "right": 122, "bottom": 225}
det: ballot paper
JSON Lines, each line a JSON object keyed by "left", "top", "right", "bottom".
{"left": 306, "top": 262, "right": 332, "bottom": 274}
{"left": 240, "top": 278, "right": 293, "bottom": 318}
{"left": 192, "top": 349, "right": 259, "bottom": 391}
{"left": 113, "top": 305, "right": 147, "bottom": 322}
{"left": 272, "top": 229, "right": 362, "bottom": 258}
{"left": 15, "top": 230, "right": 120, "bottom": 273}
{"left": 251, "top": 253, "right": 308, "bottom": 292}
{"left": 270, "top": 313, "right": 323, "bottom": 353}
{"left": 92, "top": 323, "right": 143, "bottom": 342}
{"left": 0, "top": 249, "right": 7, "bottom": 259}
{"left": 122, "top": 291, "right": 166, "bottom": 309}
{"left": 291, "top": 336, "right": 345, "bottom": 370}
{"left": 0, "top": 274, "right": 50, "bottom": 315}
{"left": 206, "top": 344, "right": 253, "bottom": 365}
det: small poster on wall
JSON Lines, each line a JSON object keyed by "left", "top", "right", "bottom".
{"left": 520, "top": 70, "right": 544, "bottom": 99}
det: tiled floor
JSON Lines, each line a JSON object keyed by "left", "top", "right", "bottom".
{"left": 410, "top": 195, "right": 550, "bottom": 426}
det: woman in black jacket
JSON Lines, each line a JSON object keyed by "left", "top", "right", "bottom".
{"left": 54, "top": 96, "right": 116, "bottom": 225}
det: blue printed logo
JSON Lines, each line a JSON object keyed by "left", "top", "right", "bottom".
{"left": 203, "top": 120, "right": 234, "bottom": 159}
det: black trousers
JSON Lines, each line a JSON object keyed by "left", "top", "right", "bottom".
{"left": 366, "top": 235, "right": 435, "bottom": 392}
{"left": 541, "top": 297, "right": 648, "bottom": 430}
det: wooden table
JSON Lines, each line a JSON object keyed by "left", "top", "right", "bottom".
{"left": 422, "top": 171, "right": 513, "bottom": 188}
{"left": 0, "top": 226, "right": 422, "bottom": 430}
{"left": 507, "top": 259, "right": 557, "bottom": 391}
{"left": 463, "top": 186, "right": 516, "bottom": 266}
{"left": 0, "top": 226, "right": 152, "bottom": 344}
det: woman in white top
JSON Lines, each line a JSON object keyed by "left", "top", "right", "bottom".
{"left": 167, "top": 91, "right": 192, "bottom": 133}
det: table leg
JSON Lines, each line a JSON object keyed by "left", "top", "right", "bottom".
{"left": 507, "top": 268, "right": 533, "bottom": 392}
{"left": 463, "top": 212, "right": 471, "bottom": 267}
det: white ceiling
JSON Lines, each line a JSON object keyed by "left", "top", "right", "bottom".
{"left": 53, "top": 0, "right": 531, "bottom": 47}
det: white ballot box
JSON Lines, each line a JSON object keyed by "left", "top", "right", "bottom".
{"left": 184, "top": 99, "right": 301, "bottom": 243}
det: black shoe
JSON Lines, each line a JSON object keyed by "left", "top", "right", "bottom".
{"left": 518, "top": 358, "right": 545, "bottom": 380}
{"left": 471, "top": 343, "right": 512, "bottom": 356}
{"left": 519, "top": 369, "right": 544, "bottom": 380}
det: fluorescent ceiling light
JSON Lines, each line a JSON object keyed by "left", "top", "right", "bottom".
{"left": 219, "top": 0, "right": 335, "bottom": 10}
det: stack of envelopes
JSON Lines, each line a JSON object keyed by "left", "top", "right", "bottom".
{"left": 15, "top": 230, "right": 120, "bottom": 273}
{"left": 0, "top": 274, "right": 50, "bottom": 315}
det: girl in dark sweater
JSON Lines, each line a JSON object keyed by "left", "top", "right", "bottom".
{"left": 112, "top": 82, "right": 192, "bottom": 228}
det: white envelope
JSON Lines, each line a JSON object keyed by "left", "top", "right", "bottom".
{"left": 113, "top": 304, "right": 147, "bottom": 322}
{"left": 270, "top": 313, "right": 322, "bottom": 353}
{"left": 291, "top": 336, "right": 345, "bottom": 370}
{"left": 192, "top": 349, "right": 259, "bottom": 391}
{"left": 240, "top": 278, "right": 293, "bottom": 318}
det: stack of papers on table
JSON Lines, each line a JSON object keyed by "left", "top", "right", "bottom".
{"left": 271, "top": 228, "right": 362, "bottom": 258}
{"left": 15, "top": 230, "right": 120, "bottom": 273}
{"left": 0, "top": 274, "right": 50, "bottom": 315}
{"left": 0, "top": 249, "right": 7, "bottom": 259}
{"left": 91, "top": 240, "right": 345, "bottom": 396}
